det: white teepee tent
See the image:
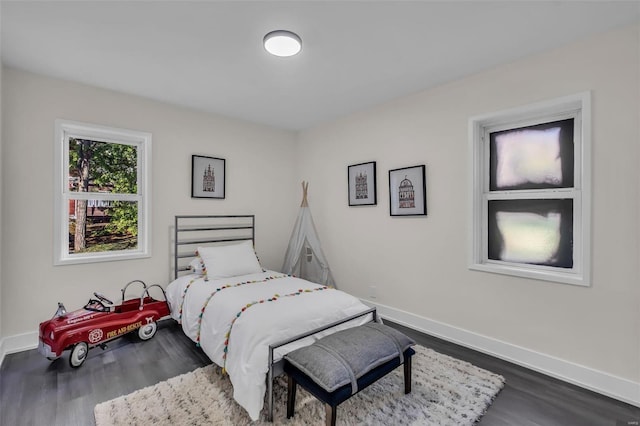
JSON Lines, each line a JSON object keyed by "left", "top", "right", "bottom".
{"left": 281, "top": 182, "right": 336, "bottom": 288}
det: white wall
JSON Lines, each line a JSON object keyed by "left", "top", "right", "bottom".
{"left": 1, "top": 23, "right": 638, "bottom": 406}
{"left": 297, "top": 24, "right": 639, "bottom": 388}
{"left": 1, "top": 68, "right": 298, "bottom": 339}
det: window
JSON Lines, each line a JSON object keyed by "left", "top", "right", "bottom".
{"left": 54, "top": 120, "right": 151, "bottom": 265}
{"left": 469, "top": 93, "right": 590, "bottom": 286}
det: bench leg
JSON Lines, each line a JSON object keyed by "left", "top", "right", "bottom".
{"left": 287, "top": 375, "right": 297, "bottom": 419}
{"left": 404, "top": 356, "right": 412, "bottom": 394}
{"left": 325, "top": 403, "right": 337, "bottom": 426}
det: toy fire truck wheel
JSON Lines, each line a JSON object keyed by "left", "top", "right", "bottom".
{"left": 138, "top": 322, "right": 157, "bottom": 341}
{"left": 69, "top": 342, "right": 88, "bottom": 368}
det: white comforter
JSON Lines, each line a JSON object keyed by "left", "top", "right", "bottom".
{"left": 166, "top": 271, "right": 371, "bottom": 421}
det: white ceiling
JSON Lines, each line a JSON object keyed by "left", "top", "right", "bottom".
{"left": 2, "top": 1, "right": 639, "bottom": 131}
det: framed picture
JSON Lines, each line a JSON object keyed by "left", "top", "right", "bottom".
{"left": 389, "top": 165, "right": 427, "bottom": 216}
{"left": 348, "top": 161, "right": 377, "bottom": 206}
{"left": 191, "top": 155, "right": 225, "bottom": 199}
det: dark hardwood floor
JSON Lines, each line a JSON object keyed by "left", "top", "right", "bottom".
{"left": 1, "top": 319, "right": 638, "bottom": 426}
{"left": 387, "top": 321, "right": 640, "bottom": 426}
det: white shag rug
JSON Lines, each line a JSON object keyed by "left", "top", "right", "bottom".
{"left": 94, "top": 345, "right": 504, "bottom": 426}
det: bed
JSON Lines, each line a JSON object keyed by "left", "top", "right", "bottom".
{"left": 166, "top": 215, "right": 375, "bottom": 421}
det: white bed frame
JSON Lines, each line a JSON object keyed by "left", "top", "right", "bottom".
{"left": 173, "top": 215, "right": 377, "bottom": 421}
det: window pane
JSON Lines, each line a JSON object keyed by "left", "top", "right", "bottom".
{"left": 68, "top": 199, "right": 138, "bottom": 254}
{"left": 68, "top": 138, "right": 138, "bottom": 194}
{"left": 488, "top": 199, "right": 573, "bottom": 268}
{"left": 490, "top": 119, "right": 574, "bottom": 191}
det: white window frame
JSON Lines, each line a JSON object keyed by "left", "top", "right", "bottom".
{"left": 468, "top": 92, "right": 591, "bottom": 286}
{"left": 54, "top": 120, "right": 152, "bottom": 265}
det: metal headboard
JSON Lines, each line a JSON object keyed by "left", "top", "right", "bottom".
{"left": 173, "top": 215, "right": 255, "bottom": 279}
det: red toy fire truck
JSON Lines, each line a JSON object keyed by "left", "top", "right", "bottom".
{"left": 38, "top": 280, "right": 171, "bottom": 368}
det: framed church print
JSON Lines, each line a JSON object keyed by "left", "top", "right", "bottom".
{"left": 348, "top": 161, "right": 377, "bottom": 206}
{"left": 191, "top": 155, "right": 225, "bottom": 199}
{"left": 389, "top": 164, "right": 426, "bottom": 216}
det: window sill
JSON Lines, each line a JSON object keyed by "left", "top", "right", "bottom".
{"left": 469, "top": 262, "right": 588, "bottom": 287}
{"left": 54, "top": 250, "right": 151, "bottom": 266}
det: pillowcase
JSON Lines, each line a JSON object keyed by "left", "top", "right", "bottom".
{"left": 189, "top": 256, "right": 205, "bottom": 275}
{"left": 197, "top": 241, "right": 263, "bottom": 280}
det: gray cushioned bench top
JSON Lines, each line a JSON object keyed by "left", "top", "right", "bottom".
{"left": 284, "top": 322, "right": 415, "bottom": 395}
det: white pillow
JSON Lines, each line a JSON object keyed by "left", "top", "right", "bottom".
{"left": 197, "top": 241, "right": 262, "bottom": 280}
{"left": 189, "top": 257, "right": 205, "bottom": 275}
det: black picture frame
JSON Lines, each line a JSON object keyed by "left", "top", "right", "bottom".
{"left": 191, "top": 155, "right": 225, "bottom": 199}
{"left": 389, "top": 164, "right": 427, "bottom": 216}
{"left": 348, "top": 161, "right": 377, "bottom": 206}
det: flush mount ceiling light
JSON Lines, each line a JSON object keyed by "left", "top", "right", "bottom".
{"left": 263, "top": 30, "right": 302, "bottom": 57}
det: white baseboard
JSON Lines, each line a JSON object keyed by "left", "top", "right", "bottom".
{"left": 0, "top": 331, "right": 38, "bottom": 367}
{"left": 2, "top": 304, "right": 639, "bottom": 408}
{"left": 364, "top": 299, "right": 640, "bottom": 408}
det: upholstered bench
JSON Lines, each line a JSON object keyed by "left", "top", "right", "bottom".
{"left": 283, "top": 322, "right": 415, "bottom": 426}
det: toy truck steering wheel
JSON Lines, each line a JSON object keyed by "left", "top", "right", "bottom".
{"left": 93, "top": 292, "right": 113, "bottom": 305}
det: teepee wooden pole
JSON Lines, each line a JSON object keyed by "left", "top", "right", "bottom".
{"left": 301, "top": 181, "right": 309, "bottom": 207}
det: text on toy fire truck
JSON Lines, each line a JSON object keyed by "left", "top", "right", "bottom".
{"left": 106, "top": 321, "right": 143, "bottom": 339}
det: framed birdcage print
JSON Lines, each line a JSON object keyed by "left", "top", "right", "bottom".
{"left": 192, "top": 155, "right": 225, "bottom": 199}
{"left": 389, "top": 165, "right": 426, "bottom": 216}
{"left": 348, "top": 161, "right": 377, "bottom": 206}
